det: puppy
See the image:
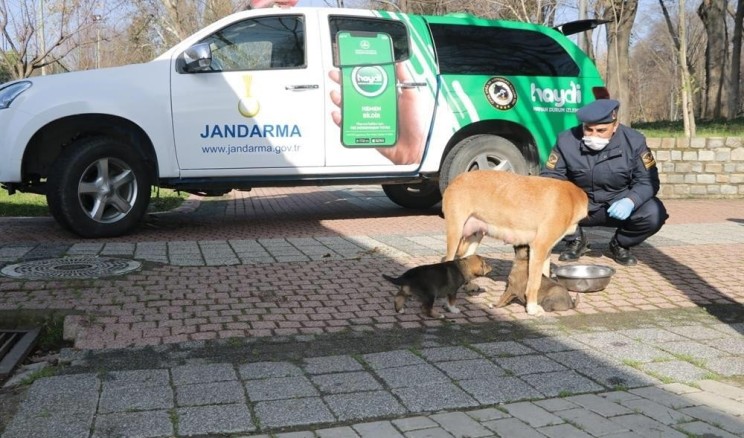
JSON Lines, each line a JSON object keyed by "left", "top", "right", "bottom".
{"left": 442, "top": 170, "right": 588, "bottom": 316}
{"left": 383, "top": 254, "right": 492, "bottom": 318}
{"left": 494, "top": 245, "right": 579, "bottom": 312}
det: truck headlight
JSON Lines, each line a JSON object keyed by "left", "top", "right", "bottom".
{"left": 0, "top": 81, "right": 32, "bottom": 109}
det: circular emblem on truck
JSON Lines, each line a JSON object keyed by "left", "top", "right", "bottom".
{"left": 485, "top": 77, "right": 517, "bottom": 110}
{"left": 351, "top": 66, "right": 388, "bottom": 97}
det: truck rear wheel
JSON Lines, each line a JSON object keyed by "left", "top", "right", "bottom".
{"left": 439, "top": 134, "right": 529, "bottom": 193}
{"left": 46, "top": 136, "right": 152, "bottom": 238}
{"left": 382, "top": 181, "right": 442, "bottom": 209}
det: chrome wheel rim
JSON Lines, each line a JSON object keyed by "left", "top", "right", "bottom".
{"left": 465, "top": 152, "right": 515, "bottom": 172}
{"left": 77, "top": 157, "right": 138, "bottom": 223}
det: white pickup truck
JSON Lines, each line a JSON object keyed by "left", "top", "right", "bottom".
{"left": 0, "top": 7, "right": 606, "bottom": 237}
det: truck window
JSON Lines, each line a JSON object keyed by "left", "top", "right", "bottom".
{"left": 328, "top": 16, "right": 409, "bottom": 65}
{"left": 429, "top": 24, "right": 579, "bottom": 77}
{"left": 200, "top": 15, "right": 305, "bottom": 71}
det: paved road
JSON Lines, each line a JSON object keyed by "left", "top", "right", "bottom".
{"left": 1, "top": 187, "right": 743, "bottom": 437}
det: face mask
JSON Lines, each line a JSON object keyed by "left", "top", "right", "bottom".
{"left": 582, "top": 136, "right": 610, "bottom": 151}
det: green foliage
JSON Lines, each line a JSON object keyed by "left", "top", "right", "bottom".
{"left": 634, "top": 117, "right": 744, "bottom": 138}
{"left": 0, "top": 188, "right": 189, "bottom": 217}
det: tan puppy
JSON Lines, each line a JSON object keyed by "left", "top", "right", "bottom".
{"left": 442, "top": 170, "right": 587, "bottom": 316}
{"left": 494, "top": 245, "right": 579, "bottom": 311}
{"left": 383, "top": 255, "right": 492, "bottom": 318}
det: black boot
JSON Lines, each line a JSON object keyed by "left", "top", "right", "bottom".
{"left": 608, "top": 238, "right": 637, "bottom": 266}
{"left": 559, "top": 228, "right": 589, "bottom": 261}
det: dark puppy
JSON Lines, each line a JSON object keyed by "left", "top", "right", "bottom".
{"left": 494, "top": 245, "right": 579, "bottom": 312}
{"left": 383, "top": 255, "right": 492, "bottom": 318}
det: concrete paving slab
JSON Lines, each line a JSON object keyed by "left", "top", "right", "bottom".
{"left": 238, "top": 361, "right": 303, "bottom": 379}
{"left": 640, "top": 360, "right": 711, "bottom": 383}
{"left": 609, "top": 413, "right": 688, "bottom": 438}
{"left": 245, "top": 376, "right": 318, "bottom": 401}
{"left": 374, "top": 363, "right": 450, "bottom": 388}
{"left": 417, "top": 346, "right": 483, "bottom": 362}
{"left": 470, "top": 340, "right": 536, "bottom": 357}
{"left": 458, "top": 376, "right": 543, "bottom": 404}
{"left": 492, "top": 355, "right": 568, "bottom": 376}
{"left": 176, "top": 404, "right": 255, "bottom": 436}
{"left": 361, "top": 350, "right": 425, "bottom": 369}
{"left": 481, "top": 417, "right": 547, "bottom": 438}
{"left": 175, "top": 380, "right": 246, "bottom": 406}
{"left": 253, "top": 397, "right": 335, "bottom": 429}
{"left": 434, "top": 358, "right": 506, "bottom": 380}
{"left": 577, "top": 364, "right": 661, "bottom": 389}
{"left": 303, "top": 355, "right": 365, "bottom": 374}
{"left": 98, "top": 384, "right": 174, "bottom": 414}
{"left": 538, "top": 423, "right": 594, "bottom": 438}
{"left": 311, "top": 371, "right": 382, "bottom": 394}
{"left": 324, "top": 391, "right": 407, "bottom": 421}
{"left": 392, "top": 382, "right": 478, "bottom": 412}
{"left": 526, "top": 370, "right": 606, "bottom": 397}
{"left": 170, "top": 363, "right": 237, "bottom": 385}
{"left": 92, "top": 410, "right": 173, "bottom": 438}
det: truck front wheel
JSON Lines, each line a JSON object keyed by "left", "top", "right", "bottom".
{"left": 439, "top": 134, "right": 529, "bottom": 193}
{"left": 382, "top": 181, "right": 442, "bottom": 209}
{"left": 46, "top": 136, "right": 152, "bottom": 238}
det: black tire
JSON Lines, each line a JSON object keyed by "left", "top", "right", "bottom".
{"left": 382, "top": 181, "right": 442, "bottom": 209}
{"left": 439, "top": 134, "right": 529, "bottom": 193}
{"left": 46, "top": 136, "right": 152, "bottom": 238}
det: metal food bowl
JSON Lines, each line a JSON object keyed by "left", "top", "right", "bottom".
{"left": 553, "top": 264, "right": 616, "bottom": 292}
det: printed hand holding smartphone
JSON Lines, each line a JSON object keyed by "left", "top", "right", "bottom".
{"left": 337, "top": 31, "right": 398, "bottom": 147}
{"left": 329, "top": 32, "right": 426, "bottom": 165}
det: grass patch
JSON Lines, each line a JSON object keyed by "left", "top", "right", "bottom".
{"left": 19, "top": 366, "right": 58, "bottom": 386}
{"left": 635, "top": 117, "right": 744, "bottom": 138}
{"left": 0, "top": 187, "right": 189, "bottom": 217}
{"left": 0, "top": 191, "right": 48, "bottom": 216}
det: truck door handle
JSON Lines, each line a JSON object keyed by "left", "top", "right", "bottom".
{"left": 398, "top": 82, "right": 427, "bottom": 89}
{"left": 286, "top": 84, "right": 320, "bottom": 91}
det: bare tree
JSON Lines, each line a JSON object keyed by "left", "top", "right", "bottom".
{"left": 697, "top": 0, "right": 729, "bottom": 120}
{"left": 628, "top": 21, "right": 679, "bottom": 121}
{"left": 601, "top": 0, "right": 640, "bottom": 125}
{"left": 679, "top": 0, "right": 697, "bottom": 135}
{"left": 0, "top": 0, "right": 102, "bottom": 79}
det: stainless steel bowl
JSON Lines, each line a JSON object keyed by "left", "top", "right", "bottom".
{"left": 553, "top": 264, "right": 616, "bottom": 292}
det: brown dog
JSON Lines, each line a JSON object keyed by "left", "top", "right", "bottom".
{"left": 442, "top": 170, "right": 588, "bottom": 316}
{"left": 383, "top": 255, "right": 492, "bottom": 318}
{"left": 494, "top": 245, "right": 579, "bottom": 311}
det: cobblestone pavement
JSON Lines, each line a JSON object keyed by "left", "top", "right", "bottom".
{"left": 1, "top": 187, "right": 744, "bottom": 437}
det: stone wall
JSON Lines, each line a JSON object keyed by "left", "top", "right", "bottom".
{"left": 646, "top": 137, "right": 744, "bottom": 198}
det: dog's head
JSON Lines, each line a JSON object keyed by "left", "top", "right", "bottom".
{"left": 512, "top": 245, "right": 529, "bottom": 261}
{"left": 461, "top": 254, "right": 493, "bottom": 277}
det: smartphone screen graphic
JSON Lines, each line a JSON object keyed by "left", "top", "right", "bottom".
{"left": 336, "top": 31, "right": 397, "bottom": 147}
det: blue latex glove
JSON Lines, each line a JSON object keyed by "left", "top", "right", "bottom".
{"left": 608, "top": 198, "right": 635, "bottom": 220}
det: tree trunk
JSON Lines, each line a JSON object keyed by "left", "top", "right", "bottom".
{"left": 679, "top": 0, "right": 697, "bottom": 136}
{"left": 602, "top": 0, "right": 639, "bottom": 125}
{"left": 697, "top": 0, "right": 729, "bottom": 119}
{"left": 730, "top": 0, "right": 744, "bottom": 118}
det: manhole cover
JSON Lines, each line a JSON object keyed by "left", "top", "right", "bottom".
{"left": 1, "top": 257, "right": 141, "bottom": 280}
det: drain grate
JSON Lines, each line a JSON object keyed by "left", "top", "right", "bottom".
{"left": 1, "top": 256, "right": 141, "bottom": 280}
{"left": 0, "top": 328, "right": 40, "bottom": 380}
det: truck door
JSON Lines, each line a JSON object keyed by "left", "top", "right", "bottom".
{"left": 171, "top": 11, "right": 324, "bottom": 172}
{"left": 319, "top": 11, "right": 438, "bottom": 171}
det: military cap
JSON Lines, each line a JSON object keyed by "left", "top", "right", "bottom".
{"left": 577, "top": 99, "right": 620, "bottom": 124}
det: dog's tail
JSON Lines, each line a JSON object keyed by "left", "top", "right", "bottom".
{"left": 382, "top": 274, "right": 405, "bottom": 286}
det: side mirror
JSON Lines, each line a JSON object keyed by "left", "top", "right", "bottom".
{"left": 180, "top": 43, "right": 214, "bottom": 73}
